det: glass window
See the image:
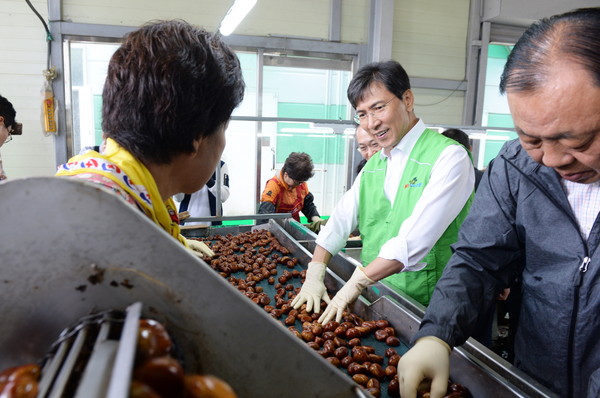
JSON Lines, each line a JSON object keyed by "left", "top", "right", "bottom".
{"left": 258, "top": 59, "right": 353, "bottom": 219}
{"left": 69, "top": 41, "right": 120, "bottom": 154}
{"left": 475, "top": 43, "right": 518, "bottom": 169}
{"left": 66, "top": 42, "right": 356, "bottom": 220}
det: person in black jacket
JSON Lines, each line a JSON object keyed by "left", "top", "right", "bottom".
{"left": 441, "top": 128, "right": 484, "bottom": 191}
{"left": 399, "top": 8, "right": 600, "bottom": 398}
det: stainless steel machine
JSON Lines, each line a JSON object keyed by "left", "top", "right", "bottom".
{"left": 0, "top": 177, "right": 364, "bottom": 397}
{"left": 267, "top": 220, "right": 560, "bottom": 398}
{"left": 0, "top": 177, "right": 558, "bottom": 398}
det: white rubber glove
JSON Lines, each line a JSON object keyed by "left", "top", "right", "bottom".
{"left": 398, "top": 336, "right": 451, "bottom": 398}
{"left": 317, "top": 266, "right": 374, "bottom": 325}
{"left": 290, "top": 261, "right": 330, "bottom": 313}
{"left": 186, "top": 238, "right": 215, "bottom": 258}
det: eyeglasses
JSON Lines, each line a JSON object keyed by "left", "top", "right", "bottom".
{"left": 357, "top": 142, "right": 380, "bottom": 153}
{"left": 353, "top": 96, "right": 397, "bottom": 124}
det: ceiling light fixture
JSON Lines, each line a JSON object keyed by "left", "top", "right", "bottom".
{"left": 219, "top": 0, "right": 257, "bottom": 36}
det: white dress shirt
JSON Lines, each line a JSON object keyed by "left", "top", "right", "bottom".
{"left": 316, "top": 120, "right": 475, "bottom": 270}
{"left": 173, "top": 162, "right": 230, "bottom": 226}
{"left": 185, "top": 186, "right": 212, "bottom": 227}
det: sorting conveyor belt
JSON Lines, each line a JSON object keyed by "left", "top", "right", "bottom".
{"left": 185, "top": 218, "right": 559, "bottom": 398}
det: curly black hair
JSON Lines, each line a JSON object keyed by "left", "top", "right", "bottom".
{"left": 102, "top": 19, "right": 245, "bottom": 165}
{"left": 282, "top": 152, "right": 315, "bottom": 182}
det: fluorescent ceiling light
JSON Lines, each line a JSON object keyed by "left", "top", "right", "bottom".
{"left": 219, "top": 0, "right": 257, "bottom": 36}
{"left": 469, "top": 133, "right": 511, "bottom": 141}
{"left": 280, "top": 127, "right": 334, "bottom": 134}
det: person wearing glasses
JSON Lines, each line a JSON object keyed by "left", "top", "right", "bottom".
{"left": 0, "top": 95, "right": 20, "bottom": 181}
{"left": 355, "top": 125, "right": 380, "bottom": 175}
{"left": 257, "top": 151, "right": 323, "bottom": 227}
{"left": 399, "top": 8, "right": 600, "bottom": 398}
{"left": 291, "top": 60, "right": 474, "bottom": 324}
{"left": 56, "top": 20, "right": 245, "bottom": 259}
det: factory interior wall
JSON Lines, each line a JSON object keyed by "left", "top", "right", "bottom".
{"left": 1, "top": 0, "right": 57, "bottom": 179}
{"left": 391, "top": 0, "right": 471, "bottom": 126}
{"left": 1, "top": 0, "right": 473, "bottom": 183}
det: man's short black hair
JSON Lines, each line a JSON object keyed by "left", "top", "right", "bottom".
{"left": 500, "top": 7, "right": 600, "bottom": 94}
{"left": 347, "top": 60, "right": 411, "bottom": 108}
{"left": 442, "top": 128, "right": 470, "bottom": 149}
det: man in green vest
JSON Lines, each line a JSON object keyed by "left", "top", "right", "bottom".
{"left": 291, "top": 60, "right": 474, "bottom": 324}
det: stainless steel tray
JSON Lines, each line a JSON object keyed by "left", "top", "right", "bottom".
{"left": 263, "top": 219, "right": 559, "bottom": 398}
{"left": 183, "top": 217, "right": 557, "bottom": 397}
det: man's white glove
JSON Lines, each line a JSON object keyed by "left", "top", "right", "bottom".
{"left": 398, "top": 336, "right": 451, "bottom": 398}
{"left": 317, "top": 266, "right": 374, "bottom": 325}
{"left": 290, "top": 261, "right": 330, "bottom": 313}
{"left": 186, "top": 238, "right": 215, "bottom": 259}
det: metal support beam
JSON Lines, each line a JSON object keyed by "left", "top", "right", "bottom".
{"left": 368, "top": 0, "right": 394, "bottom": 62}
{"left": 255, "top": 49, "right": 265, "bottom": 206}
{"left": 463, "top": 0, "right": 484, "bottom": 125}
{"left": 224, "top": 32, "right": 363, "bottom": 57}
{"left": 48, "top": 1, "right": 69, "bottom": 165}
{"left": 47, "top": 0, "right": 61, "bottom": 21}
{"left": 474, "top": 21, "right": 491, "bottom": 127}
{"left": 411, "top": 77, "right": 467, "bottom": 91}
{"left": 329, "top": 0, "right": 342, "bottom": 42}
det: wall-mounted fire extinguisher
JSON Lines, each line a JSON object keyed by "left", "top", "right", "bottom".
{"left": 41, "top": 67, "right": 58, "bottom": 136}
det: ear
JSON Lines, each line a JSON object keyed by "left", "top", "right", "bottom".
{"left": 191, "top": 136, "right": 205, "bottom": 156}
{"left": 403, "top": 89, "right": 415, "bottom": 112}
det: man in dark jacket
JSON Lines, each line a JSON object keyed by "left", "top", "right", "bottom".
{"left": 399, "top": 7, "right": 600, "bottom": 398}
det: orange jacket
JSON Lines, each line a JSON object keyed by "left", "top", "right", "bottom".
{"left": 259, "top": 171, "right": 317, "bottom": 221}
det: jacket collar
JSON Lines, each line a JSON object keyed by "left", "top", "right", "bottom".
{"left": 500, "top": 139, "right": 570, "bottom": 208}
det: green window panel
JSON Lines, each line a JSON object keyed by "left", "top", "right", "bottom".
{"left": 276, "top": 102, "right": 347, "bottom": 164}
{"left": 488, "top": 44, "right": 513, "bottom": 59}
{"left": 488, "top": 113, "right": 514, "bottom": 128}
{"left": 483, "top": 113, "right": 518, "bottom": 166}
{"left": 278, "top": 102, "right": 347, "bottom": 120}
{"left": 275, "top": 129, "right": 345, "bottom": 165}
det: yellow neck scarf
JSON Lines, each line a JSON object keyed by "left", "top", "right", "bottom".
{"left": 56, "top": 138, "right": 187, "bottom": 246}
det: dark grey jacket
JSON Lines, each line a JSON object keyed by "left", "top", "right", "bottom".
{"left": 415, "top": 139, "right": 600, "bottom": 398}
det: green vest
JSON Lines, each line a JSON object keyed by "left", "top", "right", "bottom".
{"left": 358, "top": 129, "right": 472, "bottom": 306}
